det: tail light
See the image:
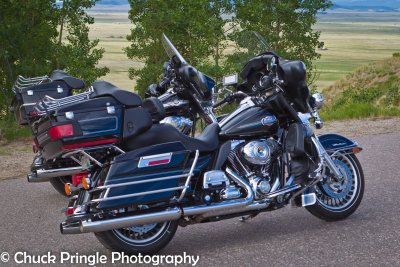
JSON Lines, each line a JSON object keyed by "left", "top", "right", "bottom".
{"left": 66, "top": 207, "right": 75, "bottom": 215}
{"left": 71, "top": 172, "right": 88, "bottom": 187}
{"left": 28, "top": 111, "right": 39, "bottom": 117}
{"left": 48, "top": 124, "right": 74, "bottom": 140}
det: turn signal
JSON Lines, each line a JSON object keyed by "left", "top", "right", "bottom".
{"left": 82, "top": 177, "right": 91, "bottom": 190}
{"left": 64, "top": 183, "right": 72, "bottom": 196}
{"left": 351, "top": 147, "right": 363, "bottom": 153}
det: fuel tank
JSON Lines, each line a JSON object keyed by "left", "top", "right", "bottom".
{"left": 220, "top": 106, "right": 278, "bottom": 139}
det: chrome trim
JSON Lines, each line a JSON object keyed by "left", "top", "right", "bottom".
{"left": 138, "top": 153, "right": 172, "bottom": 168}
{"left": 91, "top": 186, "right": 188, "bottom": 203}
{"left": 270, "top": 179, "right": 280, "bottom": 192}
{"left": 265, "top": 184, "right": 301, "bottom": 199}
{"left": 97, "top": 174, "right": 188, "bottom": 190}
{"left": 28, "top": 166, "right": 84, "bottom": 183}
{"left": 178, "top": 150, "right": 199, "bottom": 201}
{"left": 62, "top": 149, "right": 104, "bottom": 168}
{"left": 311, "top": 136, "right": 343, "bottom": 181}
{"left": 184, "top": 167, "right": 254, "bottom": 218}
{"left": 75, "top": 207, "right": 182, "bottom": 234}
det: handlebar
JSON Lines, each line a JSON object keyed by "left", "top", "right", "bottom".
{"left": 213, "top": 91, "right": 248, "bottom": 108}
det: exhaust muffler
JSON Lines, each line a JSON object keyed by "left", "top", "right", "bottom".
{"left": 27, "top": 166, "right": 84, "bottom": 183}
{"left": 60, "top": 168, "right": 299, "bottom": 235}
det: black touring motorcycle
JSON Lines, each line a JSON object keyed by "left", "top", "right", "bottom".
{"left": 54, "top": 34, "right": 364, "bottom": 254}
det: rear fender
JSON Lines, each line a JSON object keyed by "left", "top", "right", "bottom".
{"left": 317, "top": 133, "right": 362, "bottom": 154}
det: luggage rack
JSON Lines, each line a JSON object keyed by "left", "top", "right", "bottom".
{"left": 12, "top": 75, "right": 50, "bottom": 93}
{"left": 34, "top": 87, "right": 94, "bottom": 115}
{"left": 87, "top": 150, "right": 200, "bottom": 204}
{"left": 62, "top": 144, "right": 125, "bottom": 168}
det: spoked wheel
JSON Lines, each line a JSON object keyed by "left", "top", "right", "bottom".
{"left": 49, "top": 176, "right": 72, "bottom": 196}
{"left": 306, "top": 153, "right": 364, "bottom": 221}
{"left": 95, "top": 220, "right": 178, "bottom": 255}
{"left": 95, "top": 206, "right": 179, "bottom": 255}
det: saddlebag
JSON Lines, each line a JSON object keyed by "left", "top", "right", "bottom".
{"left": 94, "top": 142, "right": 211, "bottom": 210}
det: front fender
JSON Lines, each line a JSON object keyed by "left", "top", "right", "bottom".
{"left": 317, "top": 133, "right": 362, "bottom": 153}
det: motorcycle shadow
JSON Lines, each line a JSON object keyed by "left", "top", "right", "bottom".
{"left": 164, "top": 208, "right": 366, "bottom": 255}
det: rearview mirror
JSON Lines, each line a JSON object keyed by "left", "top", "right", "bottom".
{"left": 311, "top": 93, "right": 324, "bottom": 110}
{"left": 223, "top": 74, "right": 238, "bottom": 86}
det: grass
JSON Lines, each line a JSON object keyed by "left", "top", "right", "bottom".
{"left": 320, "top": 53, "right": 400, "bottom": 120}
{"left": 314, "top": 11, "right": 400, "bottom": 90}
{"left": 0, "top": 118, "right": 31, "bottom": 143}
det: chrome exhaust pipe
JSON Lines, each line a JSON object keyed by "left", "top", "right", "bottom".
{"left": 67, "top": 208, "right": 183, "bottom": 234}
{"left": 62, "top": 167, "right": 254, "bottom": 234}
{"left": 60, "top": 222, "right": 81, "bottom": 234}
{"left": 27, "top": 166, "right": 84, "bottom": 183}
{"left": 61, "top": 168, "right": 299, "bottom": 235}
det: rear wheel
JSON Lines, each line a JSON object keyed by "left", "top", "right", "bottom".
{"left": 95, "top": 220, "right": 179, "bottom": 255}
{"left": 306, "top": 153, "right": 364, "bottom": 221}
{"left": 49, "top": 176, "right": 71, "bottom": 196}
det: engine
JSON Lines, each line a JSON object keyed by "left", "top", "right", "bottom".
{"left": 228, "top": 139, "right": 281, "bottom": 199}
{"left": 199, "top": 139, "right": 281, "bottom": 203}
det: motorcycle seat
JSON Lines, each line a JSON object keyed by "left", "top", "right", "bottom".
{"left": 123, "top": 122, "right": 220, "bottom": 153}
{"left": 91, "top": 81, "right": 142, "bottom": 107}
{"left": 50, "top": 70, "right": 85, "bottom": 89}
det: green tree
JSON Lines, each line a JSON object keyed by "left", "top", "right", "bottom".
{"left": 56, "top": 0, "right": 109, "bottom": 85}
{"left": 0, "top": 0, "right": 108, "bottom": 117}
{"left": 125, "top": 0, "right": 233, "bottom": 97}
{"left": 234, "top": 0, "right": 332, "bottom": 85}
{"left": 0, "top": 0, "right": 58, "bottom": 114}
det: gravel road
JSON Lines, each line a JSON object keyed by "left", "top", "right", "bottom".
{"left": 0, "top": 120, "right": 399, "bottom": 266}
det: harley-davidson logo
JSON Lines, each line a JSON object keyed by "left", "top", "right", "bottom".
{"left": 261, "top": 115, "right": 277, "bottom": 125}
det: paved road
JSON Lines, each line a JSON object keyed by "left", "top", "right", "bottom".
{"left": 0, "top": 133, "right": 399, "bottom": 267}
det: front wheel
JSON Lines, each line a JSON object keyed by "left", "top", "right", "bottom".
{"left": 95, "top": 220, "right": 179, "bottom": 255}
{"left": 306, "top": 153, "right": 364, "bottom": 221}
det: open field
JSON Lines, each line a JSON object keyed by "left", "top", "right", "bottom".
{"left": 315, "top": 11, "right": 400, "bottom": 89}
{"left": 87, "top": 9, "right": 400, "bottom": 92}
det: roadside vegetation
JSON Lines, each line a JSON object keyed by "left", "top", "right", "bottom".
{"left": 321, "top": 53, "right": 400, "bottom": 120}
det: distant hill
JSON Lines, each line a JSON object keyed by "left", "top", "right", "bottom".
{"left": 321, "top": 54, "right": 400, "bottom": 120}
{"left": 330, "top": 4, "right": 398, "bottom": 12}
{"left": 97, "top": 0, "right": 128, "bottom": 5}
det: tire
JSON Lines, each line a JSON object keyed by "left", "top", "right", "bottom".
{"left": 49, "top": 176, "right": 72, "bottom": 196}
{"left": 95, "top": 220, "right": 179, "bottom": 255}
{"left": 306, "top": 153, "right": 364, "bottom": 221}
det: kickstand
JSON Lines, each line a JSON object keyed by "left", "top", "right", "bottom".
{"left": 240, "top": 213, "right": 258, "bottom": 222}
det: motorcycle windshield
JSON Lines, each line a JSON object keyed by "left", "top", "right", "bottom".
{"left": 228, "top": 31, "right": 271, "bottom": 67}
{"left": 162, "top": 34, "right": 187, "bottom": 66}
